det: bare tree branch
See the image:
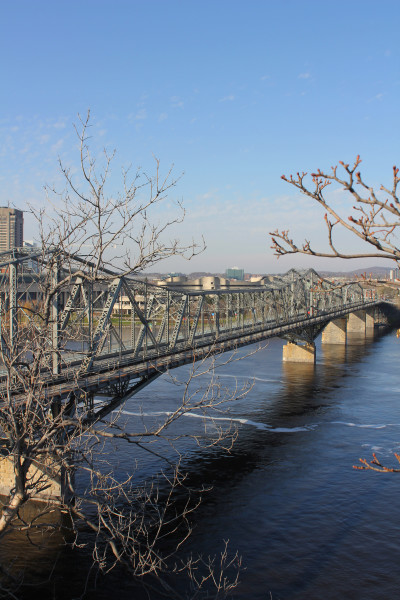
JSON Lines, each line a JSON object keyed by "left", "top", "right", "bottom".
{"left": 0, "top": 112, "right": 243, "bottom": 599}
{"left": 270, "top": 156, "right": 400, "bottom": 263}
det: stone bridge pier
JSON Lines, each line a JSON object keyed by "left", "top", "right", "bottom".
{"left": 283, "top": 308, "right": 376, "bottom": 363}
{"left": 0, "top": 452, "right": 72, "bottom": 504}
{"left": 323, "top": 308, "right": 375, "bottom": 342}
{"left": 282, "top": 342, "right": 316, "bottom": 364}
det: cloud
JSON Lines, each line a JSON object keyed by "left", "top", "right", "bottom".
{"left": 53, "top": 120, "right": 66, "bottom": 129}
{"left": 170, "top": 96, "right": 184, "bottom": 108}
{"left": 298, "top": 72, "right": 311, "bottom": 79}
{"left": 219, "top": 95, "right": 235, "bottom": 102}
{"left": 135, "top": 109, "right": 147, "bottom": 120}
{"left": 127, "top": 109, "right": 148, "bottom": 123}
{"left": 159, "top": 113, "right": 168, "bottom": 122}
{"left": 51, "top": 138, "right": 64, "bottom": 153}
{"left": 20, "top": 144, "right": 31, "bottom": 155}
{"left": 368, "top": 93, "right": 384, "bottom": 102}
{"left": 137, "top": 93, "right": 148, "bottom": 107}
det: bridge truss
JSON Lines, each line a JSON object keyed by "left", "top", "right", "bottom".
{"left": 0, "top": 249, "right": 379, "bottom": 420}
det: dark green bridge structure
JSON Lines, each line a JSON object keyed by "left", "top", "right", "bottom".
{"left": 0, "top": 248, "right": 387, "bottom": 422}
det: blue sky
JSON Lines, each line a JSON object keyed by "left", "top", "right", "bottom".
{"left": 1, "top": 0, "right": 399, "bottom": 273}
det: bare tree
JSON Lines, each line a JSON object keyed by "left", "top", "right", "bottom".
{"left": 0, "top": 112, "right": 246, "bottom": 598}
{"left": 271, "top": 156, "right": 400, "bottom": 475}
{"left": 271, "top": 156, "right": 400, "bottom": 263}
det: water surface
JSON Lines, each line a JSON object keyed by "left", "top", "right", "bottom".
{"left": 6, "top": 328, "right": 400, "bottom": 599}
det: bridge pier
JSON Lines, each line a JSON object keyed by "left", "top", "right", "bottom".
{"left": 365, "top": 308, "right": 375, "bottom": 329}
{"left": 282, "top": 341, "right": 316, "bottom": 363}
{"left": 321, "top": 318, "right": 347, "bottom": 344}
{"left": 0, "top": 453, "right": 72, "bottom": 504}
{"left": 347, "top": 310, "right": 366, "bottom": 334}
{"left": 321, "top": 309, "right": 376, "bottom": 347}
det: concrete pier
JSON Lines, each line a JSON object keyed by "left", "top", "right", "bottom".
{"left": 287, "top": 307, "right": 378, "bottom": 361}
{"left": 282, "top": 342, "right": 316, "bottom": 363}
{"left": 321, "top": 318, "right": 347, "bottom": 344}
{"left": 347, "top": 310, "right": 366, "bottom": 334}
{"left": 365, "top": 309, "right": 375, "bottom": 329}
{"left": 0, "top": 454, "right": 69, "bottom": 503}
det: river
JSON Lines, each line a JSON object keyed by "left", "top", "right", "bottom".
{"left": 5, "top": 327, "right": 400, "bottom": 599}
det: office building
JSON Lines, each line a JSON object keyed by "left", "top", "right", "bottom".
{"left": 225, "top": 267, "right": 244, "bottom": 281}
{"left": 0, "top": 208, "right": 23, "bottom": 252}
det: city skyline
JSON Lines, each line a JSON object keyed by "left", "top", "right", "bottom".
{"left": 1, "top": 1, "right": 399, "bottom": 273}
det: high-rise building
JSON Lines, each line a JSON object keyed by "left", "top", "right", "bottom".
{"left": 0, "top": 208, "right": 23, "bottom": 252}
{"left": 225, "top": 267, "right": 244, "bottom": 281}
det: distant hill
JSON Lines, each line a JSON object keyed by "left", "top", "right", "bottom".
{"left": 318, "top": 266, "right": 393, "bottom": 278}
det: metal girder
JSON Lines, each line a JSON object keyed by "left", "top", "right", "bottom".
{"left": 0, "top": 298, "right": 11, "bottom": 362}
{"left": 188, "top": 296, "right": 204, "bottom": 346}
{"left": 59, "top": 277, "right": 82, "bottom": 332}
{"left": 121, "top": 280, "right": 159, "bottom": 351}
{"left": 133, "top": 295, "right": 156, "bottom": 357}
{"left": 78, "top": 278, "right": 123, "bottom": 375}
{"left": 51, "top": 257, "right": 62, "bottom": 375}
{"left": 156, "top": 305, "right": 168, "bottom": 345}
{"left": 9, "top": 263, "right": 17, "bottom": 350}
{"left": 81, "top": 372, "right": 162, "bottom": 426}
{"left": 284, "top": 322, "right": 327, "bottom": 344}
{"left": 169, "top": 296, "right": 188, "bottom": 349}
{"left": 213, "top": 295, "right": 220, "bottom": 333}
{"left": 109, "top": 324, "right": 127, "bottom": 351}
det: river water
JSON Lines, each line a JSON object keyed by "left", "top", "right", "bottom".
{"left": 6, "top": 327, "right": 400, "bottom": 599}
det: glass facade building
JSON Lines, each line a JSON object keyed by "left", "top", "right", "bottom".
{"left": 225, "top": 267, "right": 244, "bottom": 281}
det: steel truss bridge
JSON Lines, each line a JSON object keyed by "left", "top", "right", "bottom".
{"left": 0, "top": 249, "right": 381, "bottom": 421}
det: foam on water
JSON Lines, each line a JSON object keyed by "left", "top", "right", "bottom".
{"left": 214, "top": 373, "right": 281, "bottom": 384}
{"left": 330, "top": 421, "right": 397, "bottom": 429}
{"left": 116, "top": 409, "right": 316, "bottom": 432}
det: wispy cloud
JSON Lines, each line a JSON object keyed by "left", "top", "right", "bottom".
{"left": 171, "top": 96, "right": 184, "bottom": 108}
{"left": 368, "top": 93, "right": 384, "bottom": 102}
{"left": 51, "top": 138, "right": 64, "bottom": 153}
{"left": 135, "top": 108, "right": 147, "bottom": 120}
{"left": 159, "top": 112, "right": 168, "bottom": 122}
{"left": 298, "top": 72, "right": 311, "bottom": 80}
{"left": 39, "top": 134, "right": 50, "bottom": 144}
{"left": 220, "top": 95, "right": 235, "bottom": 102}
{"left": 127, "top": 109, "right": 147, "bottom": 124}
{"left": 20, "top": 144, "right": 31, "bottom": 155}
{"left": 53, "top": 120, "right": 66, "bottom": 129}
